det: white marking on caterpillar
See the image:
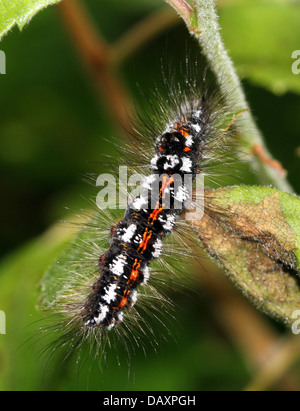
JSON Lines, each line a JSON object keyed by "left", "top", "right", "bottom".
{"left": 103, "top": 283, "right": 118, "bottom": 304}
{"left": 130, "top": 290, "right": 138, "bottom": 307}
{"left": 163, "top": 154, "right": 180, "bottom": 170}
{"left": 162, "top": 122, "right": 175, "bottom": 135}
{"left": 152, "top": 238, "right": 163, "bottom": 258}
{"left": 191, "top": 123, "right": 201, "bottom": 133}
{"left": 117, "top": 311, "right": 124, "bottom": 322}
{"left": 120, "top": 224, "right": 137, "bottom": 243}
{"left": 134, "top": 233, "right": 143, "bottom": 244}
{"left": 132, "top": 195, "right": 147, "bottom": 210}
{"left": 163, "top": 213, "right": 177, "bottom": 231}
{"left": 142, "top": 174, "right": 157, "bottom": 190}
{"left": 107, "top": 322, "right": 115, "bottom": 331}
{"left": 150, "top": 154, "right": 159, "bottom": 169}
{"left": 143, "top": 266, "right": 150, "bottom": 283}
{"left": 174, "top": 185, "right": 190, "bottom": 203}
{"left": 93, "top": 304, "right": 109, "bottom": 325}
{"left": 109, "top": 254, "right": 127, "bottom": 276}
{"left": 180, "top": 157, "right": 193, "bottom": 173}
{"left": 185, "top": 135, "right": 194, "bottom": 147}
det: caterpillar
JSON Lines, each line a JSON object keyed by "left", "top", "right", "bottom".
{"left": 39, "top": 58, "right": 245, "bottom": 360}
{"left": 83, "top": 99, "right": 211, "bottom": 329}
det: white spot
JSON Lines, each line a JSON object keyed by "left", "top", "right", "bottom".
{"left": 163, "top": 154, "right": 180, "bottom": 170}
{"left": 158, "top": 215, "right": 166, "bottom": 223}
{"left": 143, "top": 266, "right": 150, "bottom": 283}
{"left": 130, "top": 290, "right": 138, "bottom": 307}
{"left": 174, "top": 185, "right": 190, "bottom": 203}
{"left": 162, "top": 122, "right": 174, "bottom": 135}
{"left": 94, "top": 304, "right": 109, "bottom": 325}
{"left": 152, "top": 238, "right": 163, "bottom": 258}
{"left": 102, "top": 283, "right": 117, "bottom": 304}
{"left": 117, "top": 311, "right": 124, "bottom": 322}
{"left": 164, "top": 187, "right": 170, "bottom": 195}
{"left": 109, "top": 254, "right": 127, "bottom": 276}
{"left": 134, "top": 233, "right": 142, "bottom": 244}
{"left": 132, "top": 195, "right": 148, "bottom": 210}
{"left": 185, "top": 135, "right": 194, "bottom": 147}
{"left": 194, "top": 109, "right": 202, "bottom": 118}
{"left": 192, "top": 123, "right": 201, "bottom": 133}
{"left": 142, "top": 174, "right": 156, "bottom": 190}
{"left": 163, "top": 213, "right": 177, "bottom": 231}
{"left": 180, "top": 157, "right": 193, "bottom": 173}
{"left": 107, "top": 322, "right": 115, "bottom": 330}
{"left": 150, "top": 154, "right": 159, "bottom": 169}
{"left": 121, "top": 224, "right": 137, "bottom": 243}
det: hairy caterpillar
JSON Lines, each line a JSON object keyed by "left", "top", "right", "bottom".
{"left": 39, "top": 58, "right": 245, "bottom": 361}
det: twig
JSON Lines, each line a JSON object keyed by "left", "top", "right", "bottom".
{"left": 165, "top": 0, "right": 293, "bottom": 194}
{"left": 57, "top": 0, "right": 134, "bottom": 132}
{"left": 251, "top": 143, "right": 287, "bottom": 177}
{"left": 111, "top": 7, "right": 180, "bottom": 65}
{"left": 197, "top": 257, "right": 300, "bottom": 390}
{"left": 244, "top": 335, "right": 300, "bottom": 391}
{"left": 165, "top": 0, "right": 193, "bottom": 27}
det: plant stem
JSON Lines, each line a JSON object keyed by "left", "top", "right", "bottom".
{"left": 198, "top": 258, "right": 300, "bottom": 390}
{"left": 165, "top": 0, "right": 293, "bottom": 193}
{"left": 165, "top": 0, "right": 193, "bottom": 26}
{"left": 111, "top": 7, "right": 180, "bottom": 65}
{"left": 244, "top": 335, "right": 300, "bottom": 391}
{"left": 57, "top": 0, "right": 134, "bottom": 132}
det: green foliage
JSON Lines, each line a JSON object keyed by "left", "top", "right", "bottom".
{"left": 219, "top": 0, "right": 300, "bottom": 95}
{"left": 0, "top": 0, "right": 300, "bottom": 391}
{"left": 0, "top": 0, "right": 62, "bottom": 40}
{"left": 193, "top": 186, "right": 300, "bottom": 323}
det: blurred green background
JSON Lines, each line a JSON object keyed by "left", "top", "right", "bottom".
{"left": 0, "top": 0, "right": 299, "bottom": 391}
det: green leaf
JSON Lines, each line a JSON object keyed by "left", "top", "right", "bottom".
{"left": 0, "top": 224, "right": 74, "bottom": 390}
{"left": 190, "top": 185, "right": 300, "bottom": 324}
{"left": 0, "top": 0, "right": 62, "bottom": 41}
{"left": 38, "top": 211, "right": 119, "bottom": 311}
{"left": 219, "top": 0, "right": 300, "bottom": 95}
{"left": 0, "top": 220, "right": 249, "bottom": 390}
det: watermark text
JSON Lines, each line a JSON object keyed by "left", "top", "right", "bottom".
{"left": 95, "top": 167, "right": 204, "bottom": 221}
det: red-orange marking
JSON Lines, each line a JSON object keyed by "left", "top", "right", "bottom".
{"left": 137, "top": 228, "right": 153, "bottom": 253}
{"left": 115, "top": 173, "right": 176, "bottom": 311}
{"left": 129, "top": 258, "right": 142, "bottom": 282}
{"left": 118, "top": 291, "right": 129, "bottom": 308}
{"left": 174, "top": 122, "right": 190, "bottom": 138}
